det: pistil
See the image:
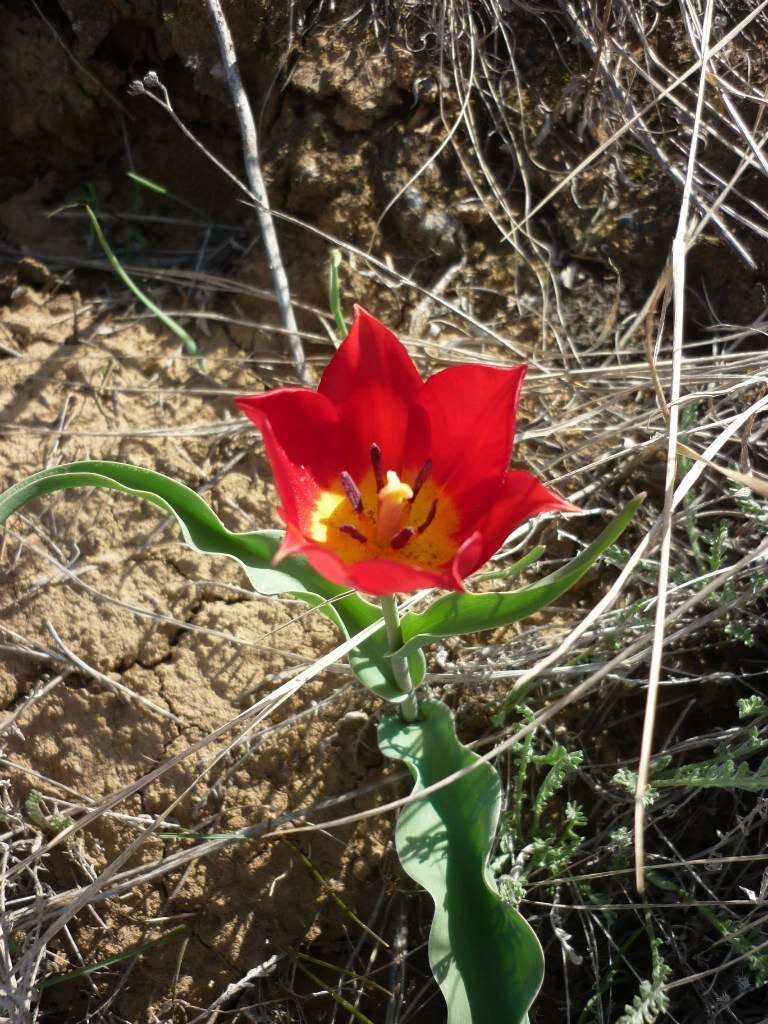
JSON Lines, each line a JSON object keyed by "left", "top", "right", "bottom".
{"left": 376, "top": 470, "right": 413, "bottom": 546}
{"left": 336, "top": 450, "right": 439, "bottom": 554}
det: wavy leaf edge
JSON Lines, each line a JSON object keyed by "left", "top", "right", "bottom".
{"left": 378, "top": 699, "right": 544, "bottom": 1024}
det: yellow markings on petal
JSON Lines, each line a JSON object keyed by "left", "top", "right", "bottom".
{"left": 308, "top": 489, "right": 348, "bottom": 544}
{"left": 403, "top": 475, "right": 460, "bottom": 570}
{"left": 307, "top": 468, "right": 461, "bottom": 571}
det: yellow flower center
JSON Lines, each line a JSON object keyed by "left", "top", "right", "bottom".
{"left": 307, "top": 446, "right": 460, "bottom": 570}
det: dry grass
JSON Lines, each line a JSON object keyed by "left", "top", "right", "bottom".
{"left": 2, "top": 0, "right": 768, "bottom": 1021}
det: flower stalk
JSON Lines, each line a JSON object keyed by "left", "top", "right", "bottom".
{"left": 380, "top": 595, "right": 418, "bottom": 722}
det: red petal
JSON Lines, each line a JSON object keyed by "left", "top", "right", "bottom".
{"left": 275, "top": 533, "right": 465, "bottom": 596}
{"left": 410, "top": 363, "right": 527, "bottom": 512}
{"left": 318, "top": 306, "right": 423, "bottom": 479}
{"left": 235, "top": 389, "right": 342, "bottom": 531}
{"left": 458, "top": 470, "right": 577, "bottom": 576}
{"left": 235, "top": 390, "right": 341, "bottom": 486}
{"left": 451, "top": 531, "right": 485, "bottom": 583}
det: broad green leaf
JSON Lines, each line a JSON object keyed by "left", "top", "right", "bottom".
{"left": 397, "top": 494, "right": 644, "bottom": 659}
{"left": 378, "top": 700, "right": 544, "bottom": 1024}
{"left": 0, "top": 461, "right": 424, "bottom": 701}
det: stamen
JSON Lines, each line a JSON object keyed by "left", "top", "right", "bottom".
{"left": 390, "top": 527, "right": 414, "bottom": 550}
{"left": 339, "top": 470, "right": 363, "bottom": 514}
{"left": 417, "top": 498, "right": 438, "bottom": 535}
{"left": 370, "top": 443, "right": 384, "bottom": 491}
{"left": 339, "top": 524, "right": 368, "bottom": 544}
{"left": 410, "top": 458, "right": 433, "bottom": 502}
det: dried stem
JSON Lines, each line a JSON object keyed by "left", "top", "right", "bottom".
{"left": 204, "top": 0, "right": 309, "bottom": 383}
{"left": 634, "top": 0, "right": 717, "bottom": 895}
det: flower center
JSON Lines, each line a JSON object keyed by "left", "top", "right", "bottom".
{"left": 335, "top": 444, "right": 438, "bottom": 554}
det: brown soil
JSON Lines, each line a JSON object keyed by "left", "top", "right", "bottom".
{"left": 3, "top": 2, "right": 768, "bottom": 1021}
{"left": 0, "top": 274, "right": 403, "bottom": 1020}
{"left": 0, "top": 5, "right": 477, "bottom": 1017}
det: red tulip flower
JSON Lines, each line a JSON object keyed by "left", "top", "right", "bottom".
{"left": 235, "top": 307, "right": 573, "bottom": 596}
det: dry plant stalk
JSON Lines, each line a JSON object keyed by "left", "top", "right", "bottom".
{"left": 4, "top": 1, "right": 768, "bottom": 1018}
{"left": 204, "top": 0, "right": 309, "bottom": 383}
{"left": 634, "top": 0, "right": 716, "bottom": 894}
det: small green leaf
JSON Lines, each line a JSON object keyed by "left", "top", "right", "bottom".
{"left": 84, "top": 205, "right": 202, "bottom": 364}
{"left": 397, "top": 495, "right": 644, "bottom": 658}
{"left": 24, "top": 790, "right": 73, "bottom": 835}
{"left": 378, "top": 700, "right": 544, "bottom": 1024}
{"left": 328, "top": 248, "right": 348, "bottom": 339}
{"left": 39, "top": 925, "right": 188, "bottom": 989}
{"left": 125, "top": 171, "right": 208, "bottom": 219}
{"left": 0, "top": 461, "right": 423, "bottom": 701}
{"left": 126, "top": 171, "right": 171, "bottom": 196}
{"left": 738, "top": 695, "right": 768, "bottom": 719}
{"left": 472, "top": 544, "right": 544, "bottom": 583}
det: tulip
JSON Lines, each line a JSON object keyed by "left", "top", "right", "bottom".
{"left": 236, "top": 307, "right": 573, "bottom": 596}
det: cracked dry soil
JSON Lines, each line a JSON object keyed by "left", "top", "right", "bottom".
{"left": 0, "top": 279, "right": 395, "bottom": 1020}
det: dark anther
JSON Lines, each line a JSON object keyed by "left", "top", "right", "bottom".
{"left": 391, "top": 527, "right": 415, "bottom": 550}
{"left": 417, "top": 499, "right": 438, "bottom": 535}
{"left": 410, "top": 458, "right": 433, "bottom": 502}
{"left": 340, "top": 471, "right": 363, "bottom": 513}
{"left": 370, "top": 443, "right": 384, "bottom": 490}
{"left": 339, "top": 524, "right": 368, "bottom": 543}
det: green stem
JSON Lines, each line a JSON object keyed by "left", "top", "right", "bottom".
{"left": 328, "top": 249, "right": 348, "bottom": 339}
{"left": 380, "top": 595, "right": 418, "bottom": 722}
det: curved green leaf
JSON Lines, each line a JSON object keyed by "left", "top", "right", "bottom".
{"left": 397, "top": 494, "right": 644, "bottom": 659}
{"left": 473, "top": 544, "right": 545, "bottom": 583}
{"left": 378, "top": 700, "right": 544, "bottom": 1024}
{"left": 0, "top": 461, "right": 424, "bottom": 700}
